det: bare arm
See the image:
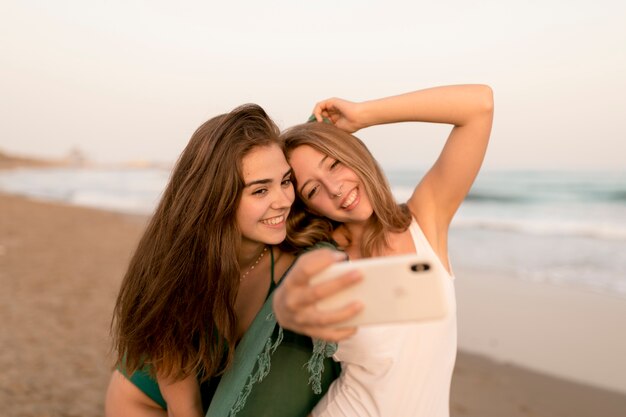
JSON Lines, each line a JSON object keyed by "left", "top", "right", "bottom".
{"left": 313, "top": 85, "right": 494, "bottom": 262}
{"left": 157, "top": 373, "right": 203, "bottom": 417}
{"left": 314, "top": 85, "right": 494, "bottom": 227}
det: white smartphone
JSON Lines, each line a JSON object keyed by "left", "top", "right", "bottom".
{"left": 310, "top": 254, "right": 449, "bottom": 327}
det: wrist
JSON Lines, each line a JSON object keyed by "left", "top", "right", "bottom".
{"left": 354, "top": 101, "right": 377, "bottom": 130}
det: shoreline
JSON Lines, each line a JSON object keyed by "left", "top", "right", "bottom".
{"left": 1, "top": 192, "right": 625, "bottom": 416}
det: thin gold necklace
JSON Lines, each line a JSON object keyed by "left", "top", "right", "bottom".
{"left": 240, "top": 246, "right": 267, "bottom": 282}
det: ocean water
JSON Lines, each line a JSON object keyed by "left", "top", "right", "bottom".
{"left": 1, "top": 167, "right": 625, "bottom": 297}
{"left": 387, "top": 170, "right": 626, "bottom": 298}
{"left": 0, "top": 167, "right": 170, "bottom": 214}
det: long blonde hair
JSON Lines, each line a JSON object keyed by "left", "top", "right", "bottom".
{"left": 281, "top": 122, "right": 411, "bottom": 257}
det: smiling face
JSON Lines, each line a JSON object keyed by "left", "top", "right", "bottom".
{"left": 288, "top": 144, "right": 374, "bottom": 224}
{"left": 236, "top": 144, "right": 295, "bottom": 248}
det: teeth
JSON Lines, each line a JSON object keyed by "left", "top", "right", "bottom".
{"left": 262, "top": 215, "right": 284, "bottom": 225}
{"left": 341, "top": 189, "right": 358, "bottom": 208}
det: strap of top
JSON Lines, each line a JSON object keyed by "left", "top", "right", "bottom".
{"left": 267, "top": 246, "right": 277, "bottom": 294}
{"left": 408, "top": 218, "right": 430, "bottom": 255}
{"left": 408, "top": 218, "right": 454, "bottom": 279}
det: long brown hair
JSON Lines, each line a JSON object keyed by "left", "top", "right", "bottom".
{"left": 281, "top": 122, "right": 411, "bottom": 257}
{"left": 112, "top": 104, "right": 289, "bottom": 381}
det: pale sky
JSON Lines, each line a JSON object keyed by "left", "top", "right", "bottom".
{"left": 1, "top": 0, "right": 625, "bottom": 170}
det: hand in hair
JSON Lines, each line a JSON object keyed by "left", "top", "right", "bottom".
{"left": 312, "top": 98, "right": 367, "bottom": 133}
{"left": 272, "top": 248, "right": 364, "bottom": 342}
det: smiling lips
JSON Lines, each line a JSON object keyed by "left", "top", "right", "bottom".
{"left": 340, "top": 188, "right": 359, "bottom": 210}
{"left": 261, "top": 214, "right": 286, "bottom": 226}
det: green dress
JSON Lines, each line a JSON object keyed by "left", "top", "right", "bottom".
{"left": 119, "top": 248, "right": 339, "bottom": 416}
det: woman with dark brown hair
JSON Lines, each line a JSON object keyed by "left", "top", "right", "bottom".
{"left": 105, "top": 104, "right": 339, "bottom": 417}
{"left": 273, "top": 85, "right": 494, "bottom": 416}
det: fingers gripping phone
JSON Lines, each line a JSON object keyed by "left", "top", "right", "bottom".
{"left": 310, "top": 254, "right": 449, "bottom": 327}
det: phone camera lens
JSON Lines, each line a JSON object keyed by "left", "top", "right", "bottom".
{"left": 410, "top": 263, "right": 430, "bottom": 272}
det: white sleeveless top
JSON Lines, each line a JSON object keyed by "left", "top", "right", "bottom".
{"left": 312, "top": 219, "right": 457, "bottom": 417}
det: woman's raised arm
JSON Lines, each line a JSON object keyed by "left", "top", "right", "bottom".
{"left": 313, "top": 85, "right": 494, "bottom": 228}
{"left": 312, "top": 85, "right": 493, "bottom": 271}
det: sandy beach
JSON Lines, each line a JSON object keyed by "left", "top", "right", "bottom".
{"left": 1, "top": 192, "right": 626, "bottom": 417}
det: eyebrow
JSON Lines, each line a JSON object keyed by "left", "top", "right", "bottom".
{"left": 244, "top": 168, "right": 292, "bottom": 188}
{"left": 298, "top": 155, "right": 328, "bottom": 195}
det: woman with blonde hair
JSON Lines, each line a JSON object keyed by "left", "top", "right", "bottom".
{"left": 273, "top": 85, "right": 494, "bottom": 416}
{"left": 105, "top": 104, "right": 339, "bottom": 417}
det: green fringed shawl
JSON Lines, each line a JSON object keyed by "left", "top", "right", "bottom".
{"left": 206, "top": 291, "right": 337, "bottom": 417}
{"left": 207, "top": 244, "right": 340, "bottom": 417}
{"left": 206, "top": 292, "right": 280, "bottom": 417}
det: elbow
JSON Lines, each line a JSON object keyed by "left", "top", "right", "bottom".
{"left": 476, "top": 84, "right": 494, "bottom": 115}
